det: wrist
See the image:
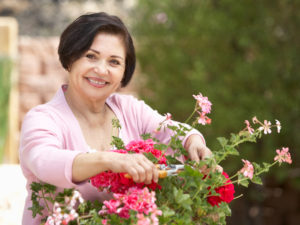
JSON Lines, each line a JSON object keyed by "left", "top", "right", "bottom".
{"left": 96, "top": 151, "right": 111, "bottom": 172}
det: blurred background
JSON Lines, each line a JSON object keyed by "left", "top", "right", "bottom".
{"left": 0, "top": 0, "right": 299, "bottom": 224}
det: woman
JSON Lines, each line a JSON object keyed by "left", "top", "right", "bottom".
{"left": 19, "top": 12, "right": 211, "bottom": 224}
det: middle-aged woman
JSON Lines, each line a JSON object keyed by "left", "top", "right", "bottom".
{"left": 19, "top": 12, "right": 212, "bottom": 224}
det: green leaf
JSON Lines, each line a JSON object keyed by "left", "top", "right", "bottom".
{"left": 28, "top": 202, "right": 44, "bottom": 218}
{"left": 252, "top": 162, "right": 264, "bottom": 173}
{"left": 230, "top": 133, "right": 240, "bottom": 143}
{"left": 225, "top": 146, "right": 239, "bottom": 156}
{"left": 161, "top": 205, "right": 175, "bottom": 217}
{"left": 217, "top": 137, "right": 228, "bottom": 148}
{"left": 251, "top": 176, "right": 263, "bottom": 185}
{"left": 140, "top": 133, "right": 152, "bottom": 140}
{"left": 30, "top": 182, "right": 42, "bottom": 192}
{"left": 110, "top": 136, "right": 125, "bottom": 149}
{"left": 112, "top": 118, "right": 121, "bottom": 129}
{"left": 173, "top": 187, "right": 192, "bottom": 211}
{"left": 154, "top": 143, "right": 168, "bottom": 151}
{"left": 263, "top": 162, "right": 271, "bottom": 172}
{"left": 43, "top": 183, "right": 56, "bottom": 194}
{"left": 143, "top": 152, "right": 159, "bottom": 164}
{"left": 238, "top": 173, "right": 249, "bottom": 187}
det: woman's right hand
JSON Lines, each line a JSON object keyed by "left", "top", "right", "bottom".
{"left": 105, "top": 152, "right": 159, "bottom": 184}
{"left": 72, "top": 151, "right": 159, "bottom": 184}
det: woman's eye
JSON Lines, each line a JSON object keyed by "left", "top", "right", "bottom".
{"left": 86, "top": 54, "right": 96, "bottom": 60}
{"left": 110, "top": 59, "right": 121, "bottom": 66}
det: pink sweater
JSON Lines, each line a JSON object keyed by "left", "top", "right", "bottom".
{"left": 19, "top": 86, "right": 204, "bottom": 225}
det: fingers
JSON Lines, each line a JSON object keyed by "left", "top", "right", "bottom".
{"left": 186, "top": 135, "right": 212, "bottom": 161}
{"left": 188, "top": 145, "right": 212, "bottom": 162}
{"left": 121, "top": 154, "right": 158, "bottom": 184}
{"left": 188, "top": 147, "right": 200, "bottom": 162}
{"left": 199, "top": 146, "right": 213, "bottom": 160}
{"left": 215, "top": 165, "right": 223, "bottom": 173}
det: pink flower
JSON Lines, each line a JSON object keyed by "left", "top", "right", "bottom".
{"left": 100, "top": 199, "right": 121, "bottom": 215}
{"left": 239, "top": 159, "right": 254, "bottom": 179}
{"left": 252, "top": 116, "right": 259, "bottom": 124}
{"left": 275, "top": 119, "right": 281, "bottom": 133}
{"left": 155, "top": 113, "right": 173, "bottom": 133}
{"left": 137, "top": 214, "right": 151, "bottom": 225}
{"left": 197, "top": 111, "right": 212, "bottom": 125}
{"left": 45, "top": 201, "right": 79, "bottom": 225}
{"left": 259, "top": 120, "right": 272, "bottom": 134}
{"left": 274, "top": 147, "right": 292, "bottom": 164}
{"left": 193, "top": 93, "right": 212, "bottom": 114}
{"left": 245, "top": 120, "right": 254, "bottom": 134}
{"left": 99, "top": 187, "right": 160, "bottom": 221}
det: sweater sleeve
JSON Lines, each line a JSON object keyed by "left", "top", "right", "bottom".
{"left": 19, "top": 109, "right": 84, "bottom": 188}
{"left": 126, "top": 95, "right": 206, "bottom": 147}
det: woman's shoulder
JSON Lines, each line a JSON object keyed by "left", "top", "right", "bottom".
{"left": 23, "top": 88, "right": 70, "bottom": 124}
{"left": 22, "top": 104, "right": 62, "bottom": 131}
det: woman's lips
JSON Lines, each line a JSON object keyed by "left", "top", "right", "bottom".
{"left": 86, "top": 77, "right": 108, "bottom": 88}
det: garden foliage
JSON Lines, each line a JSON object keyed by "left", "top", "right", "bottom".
{"left": 132, "top": 0, "right": 299, "bottom": 182}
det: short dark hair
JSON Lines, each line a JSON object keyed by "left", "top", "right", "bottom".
{"left": 58, "top": 12, "right": 136, "bottom": 87}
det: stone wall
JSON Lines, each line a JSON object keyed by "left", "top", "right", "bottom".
{"left": 18, "top": 36, "right": 68, "bottom": 123}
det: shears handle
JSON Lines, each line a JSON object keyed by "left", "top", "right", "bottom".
{"left": 124, "top": 170, "right": 168, "bottom": 179}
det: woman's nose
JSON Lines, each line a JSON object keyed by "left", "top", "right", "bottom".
{"left": 93, "top": 61, "right": 108, "bottom": 75}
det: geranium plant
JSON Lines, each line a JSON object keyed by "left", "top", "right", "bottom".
{"left": 29, "top": 93, "right": 292, "bottom": 225}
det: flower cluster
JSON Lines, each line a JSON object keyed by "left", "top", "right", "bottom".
{"left": 193, "top": 93, "right": 212, "bottom": 125}
{"left": 100, "top": 187, "right": 162, "bottom": 224}
{"left": 274, "top": 147, "right": 292, "bottom": 164}
{"left": 207, "top": 172, "right": 235, "bottom": 207}
{"left": 90, "top": 139, "right": 166, "bottom": 193}
{"left": 239, "top": 159, "right": 254, "bottom": 179}
{"left": 245, "top": 117, "right": 281, "bottom": 135}
{"left": 45, "top": 191, "right": 84, "bottom": 225}
{"left": 125, "top": 139, "right": 167, "bottom": 165}
{"left": 240, "top": 116, "right": 291, "bottom": 178}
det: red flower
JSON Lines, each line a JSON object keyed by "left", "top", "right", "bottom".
{"left": 207, "top": 172, "right": 235, "bottom": 207}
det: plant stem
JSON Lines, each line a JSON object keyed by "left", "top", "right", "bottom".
{"left": 41, "top": 188, "right": 51, "bottom": 213}
{"left": 216, "top": 131, "right": 261, "bottom": 164}
{"left": 184, "top": 103, "right": 198, "bottom": 124}
{"left": 233, "top": 194, "right": 243, "bottom": 200}
{"left": 228, "top": 173, "right": 239, "bottom": 181}
{"left": 231, "top": 161, "right": 278, "bottom": 185}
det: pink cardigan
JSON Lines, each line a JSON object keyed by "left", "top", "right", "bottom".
{"left": 19, "top": 86, "right": 204, "bottom": 225}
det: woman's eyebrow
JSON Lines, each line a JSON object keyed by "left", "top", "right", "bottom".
{"left": 111, "top": 55, "right": 124, "bottom": 60}
{"left": 89, "top": 48, "right": 100, "bottom": 55}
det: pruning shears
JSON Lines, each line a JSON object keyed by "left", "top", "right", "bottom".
{"left": 124, "top": 164, "right": 185, "bottom": 179}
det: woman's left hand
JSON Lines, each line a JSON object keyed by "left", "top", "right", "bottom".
{"left": 184, "top": 134, "right": 223, "bottom": 173}
{"left": 184, "top": 134, "right": 212, "bottom": 162}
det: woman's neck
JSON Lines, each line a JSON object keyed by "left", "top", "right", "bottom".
{"left": 64, "top": 86, "right": 109, "bottom": 126}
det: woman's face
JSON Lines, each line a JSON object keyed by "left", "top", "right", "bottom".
{"left": 68, "top": 32, "right": 126, "bottom": 103}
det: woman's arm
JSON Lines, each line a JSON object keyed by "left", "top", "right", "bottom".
{"left": 72, "top": 151, "right": 159, "bottom": 184}
{"left": 20, "top": 110, "right": 159, "bottom": 187}
{"left": 125, "top": 95, "right": 209, "bottom": 160}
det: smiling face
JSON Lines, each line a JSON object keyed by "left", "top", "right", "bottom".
{"left": 67, "top": 32, "right": 126, "bottom": 104}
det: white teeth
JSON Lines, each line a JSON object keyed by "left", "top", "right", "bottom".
{"left": 88, "top": 78, "right": 106, "bottom": 85}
